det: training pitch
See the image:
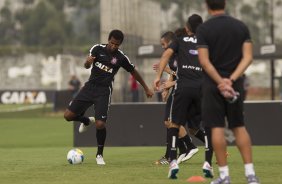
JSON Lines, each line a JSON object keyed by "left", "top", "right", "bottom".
{"left": 0, "top": 104, "right": 281, "bottom": 184}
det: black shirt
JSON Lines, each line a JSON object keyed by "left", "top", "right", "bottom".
{"left": 196, "top": 14, "right": 251, "bottom": 78}
{"left": 168, "top": 54, "right": 177, "bottom": 72}
{"left": 86, "top": 44, "right": 135, "bottom": 87}
{"left": 168, "top": 54, "right": 178, "bottom": 81}
{"left": 169, "top": 36, "right": 202, "bottom": 88}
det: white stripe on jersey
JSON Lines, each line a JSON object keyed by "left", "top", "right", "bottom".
{"left": 89, "top": 44, "right": 106, "bottom": 56}
{"left": 106, "top": 85, "right": 112, "bottom": 117}
{"left": 118, "top": 49, "right": 135, "bottom": 68}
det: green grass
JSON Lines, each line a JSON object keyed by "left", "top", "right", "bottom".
{"left": 0, "top": 105, "right": 282, "bottom": 184}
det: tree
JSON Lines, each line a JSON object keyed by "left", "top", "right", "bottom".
{"left": 240, "top": 0, "right": 282, "bottom": 45}
{"left": 0, "top": 1, "right": 18, "bottom": 45}
{"left": 19, "top": 1, "right": 73, "bottom": 46}
{"left": 153, "top": 0, "right": 202, "bottom": 29}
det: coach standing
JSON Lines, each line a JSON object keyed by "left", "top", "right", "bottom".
{"left": 196, "top": 0, "right": 260, "bottom": 184}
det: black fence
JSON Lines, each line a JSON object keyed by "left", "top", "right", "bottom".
{"left": 74, "top": 101, "right": 282, "bottom": 146}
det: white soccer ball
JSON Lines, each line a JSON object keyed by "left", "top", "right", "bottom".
{"left": 67, "top": 148, "right": 84, "bottom": 164}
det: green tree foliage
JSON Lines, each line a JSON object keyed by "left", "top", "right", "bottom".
{"left": 240, "top": 0, "right": 282, "bottom": 45}
{"left": 0, "top": 1, "right": 18, "bottom": 45}
{"left": 0, "top": 0, "right": 100, "bottom": 55}
{"left": 19, "top": 1, "right": 72, "bottom": 46}
{"left": 153, "top": 0, "right": 202, "bottom": 28}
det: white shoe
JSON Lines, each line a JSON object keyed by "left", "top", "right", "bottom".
{"left": 168, "top": 160, "right": 179, "bottom": 179}
{"left": 78, "top": 117, "right": 95, "bottom": 133}
{"left": 246, "top": 175, "right": 260, "bottom": 184}
{"left": 176, "top": 153, "right": 186, "bottom": 164}
{"left": 210, "top": 176, "right": 231, "bottom": 184}
{"left": 202, "top": 161, "right": 214, "bottom": 178}
{"left": 181, "top": 148, "right": 199, "bottom": 162}
{"left": 96, "top": 154, "right": 106, "bottom": 165}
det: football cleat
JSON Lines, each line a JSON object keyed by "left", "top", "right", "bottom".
{"left": 155, "top": 156, "right": 169, "bottom": 165}
{"left": 202, "top": 161, "right": 214, "bottom": 178}
{"left": 168, "top": 160, "right": 179, "bottom": 179}
{"left": 181, "top": 148, "right": 199, "bottom": 162}
{"left": 78, "top": 117, "right": 95, "bottom": 133}
{"left": 246, "top": 175, "right": 260, "bottom": 184}
{"left": 176, "top": 153, "right": 186, "bottom": 164}
{"left": 96, "top": 154, "right": 106, "bottom": 165}
{"left": 210, "top": 176, "right": 231, "bottom": 184}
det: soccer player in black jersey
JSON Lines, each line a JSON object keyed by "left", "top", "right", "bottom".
{"left": 155, "top": 30, "right": 211, "bottom": 169}
{"left": 154, "top": 14, "right": 213, "bottom": 179}
{"left": 64, "top": 29, "right": 154, "bottom": 165}
{"left": 154, "top": 31, "right": 199, "bottom": 166}
{"left": 196, "top": 0, "right": 259, "bottom": 184}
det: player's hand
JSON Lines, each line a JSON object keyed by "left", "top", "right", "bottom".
{"left": 161, "top": 90, "right": 169, "bottom": 102}
{"left": 152, "top": 63, "right": 160, "bottom": 72}
{"left": 145, "top": 88, "right": 154, "bottom": 98}
{"left": 218, "top": 78, "right": 232, "bottom": 91}
{"left": 161, "top": 81, "right": 175, "bottom": 90}
{"left": 153, "top": 77, "right": 161, "bottom": 92}
{"left": 84, "top": 56, "right": 95, "bottom": 69}
{"left": 218, "top": 79, "right": 236, "bottom": 98}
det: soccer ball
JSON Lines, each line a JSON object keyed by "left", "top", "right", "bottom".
{"left": 67, "top": 148, "right": 84, "bottom": 164}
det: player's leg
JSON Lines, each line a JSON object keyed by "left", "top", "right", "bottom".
{"left": 177, "top": 125, "right": 198, "bottom": 163}
{"left": 227, "top": 107, "right": 259, "bottom": 181}
{"left": 167, "top": 122, "right": 180, "bottom": 179}
{"left": 202, "top": 126, "right": 214, "bottom": 178}
{"left": 64, "top": 101, "right": 94, "bottom": 127}
{"left": 202, "top": 83, "right": 231, "bottom": 183}
{"left": 227, "top": 78, "right": 259, "bottom": 183}
{"left": 187, "top": 113, "right": 214, "bottom": 178}
{"left": 179, "top": 88, "right": 204, "bottom": 163}
{"left": 156, "top": 91, "right": 174, "bottom": 165}
{"left": 93, "top": 86, "right": 112, "bottom": 165}
{"left": 155, "top": 120, "right": 170, "bottom": 165}
{"left": 64, "top": 85, "right": 96, "bottom": 131}
{"left": 167, "top": 88, "right": 185, "bottom": 179}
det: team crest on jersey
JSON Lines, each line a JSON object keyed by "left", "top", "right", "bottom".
{"left": 111, "top": 57, "right": 117, "bottom": 64}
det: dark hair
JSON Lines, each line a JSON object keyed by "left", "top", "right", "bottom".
{"left": 174, "top": 28, "right": 187, "bottom": 38}
{"left": 108, "top": 29, "right": 124, "bottom": 43}
{"left": 186, "top": 14, "right": 203, "bottom": 34}
{"left": 205, "top": 0, "right": 225, "bottom": 10}
{"left": 161, "top": 31, "right": 176, "bottom": 43}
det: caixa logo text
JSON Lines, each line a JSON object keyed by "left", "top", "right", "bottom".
{"left": 0, "top": 91, "right": 47, "bottom": 104}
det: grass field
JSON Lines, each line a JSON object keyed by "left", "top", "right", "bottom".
{"left": 0, "top": 104, "right": 282, "bottom": 184}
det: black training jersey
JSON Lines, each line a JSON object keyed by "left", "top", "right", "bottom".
{"left": 169, "top": 36, "right": 202, "bottom": 88}
{"left": 196, "top": 14, "right": 251, "bottom": 77}
{"left": 168, "top": 54, "right": 178, "bottom": 81}
{"left": 86, "top": 44, "right": 135, "bottom": 87}
{"left": 168, "top": 54, "right": 177, "bottom": 72}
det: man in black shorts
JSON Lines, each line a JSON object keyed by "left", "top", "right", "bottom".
{"left": 154, "top": 14, "right": 212, "bottom": 179}
{"left": 154, "top": 31, "right": 199, "bottom": 166}
{"left": 64, "top": 29, "right": 154, "bottom": 165}
{"left": 197, "top": 0, "right": 259, "bottom": 184}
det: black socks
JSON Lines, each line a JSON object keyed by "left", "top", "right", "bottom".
{"left": 204, "top": 127, "right": 213, "bottom": 165}
{"left": 96, "top": 128, "right": 106, "bottom": 156}
{"left": 168, "top": 128, "right": 179, "bottom": 161}
{"left": 73, "top": 116, "right": 90, "bottom": 125}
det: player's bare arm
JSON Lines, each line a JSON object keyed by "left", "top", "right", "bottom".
{"left": 198, "top": 47, "right": 235, "bottom": 97}
{"left": 229, "top": 41, "right": 253, "bottom": 82}
{"left": 84, "top": 56, "right": 95, "bottom": 69}
{"left": 153, "top": 48, "right": 174, "bottom": 91}
{"left": 161, "top": 74, "right": 176, "bottom": 90}
{"left": 153, "top": 62, "right": 174, "bottom": 75}
{"left": 131, "top": 69, "right": 154, "bottom": 98}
